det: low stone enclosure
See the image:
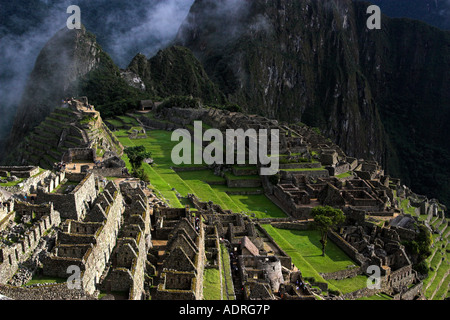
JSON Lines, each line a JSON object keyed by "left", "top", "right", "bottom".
{"left": 0, "top": 202, "right": 61, "bottom": 285}
{"left": 271, "top": 175, "right": 391, "bottom": 220}
{"left": 42, "top": 181, "right": 124, "bottom": 295}
{"left": 265, "top": 217, "right": 423, "bottom": 299}
{"left": 62, "top": 148, "right": 96, "bottom": 164}
{"left": 98, "top": 183, "right": 152, "bottom": 300}
{"left": 41, "top": 180, "right": 153, "bottom": 299}
{"left": 0, "top": 166, "right": 40, "bottom": 179}
{"left": 35, "top": 172, "right": 97, "bottom": 220}
{"left": 152, "top": 207, "right": 205, "bottom": 300}
{"left": 181, "top": 194, "right": 316, "bottom": 300}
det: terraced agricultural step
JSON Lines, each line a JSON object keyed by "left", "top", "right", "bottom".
{"left": 440, "top": 223, "right": 448, "bottom": 235}
{"left": 431, "top": 269, "right": 450, "bottom": 300}
{"left": 431, "top": 215, "right": 440, "bottom": 226}
{"left": 51, "top": 112, "right": 75, "bottom": 123}
{"left": 64, "top": 140, "right": 85, "bottom": 148}
{"left": 28, "top": 154, "right": 41, "bottom": 165}
{"left": 34, "top": 134, "right": 59, "bottom": 148}
{"left": 29, "top": 139, "right": 51, "bottom": 152}
{"left": 65, "top": 135, "right": 85, "bottom": 145}
{"left": 41, "top": 121, "right": 64, "bottom": 135}
{"left": 54, "top": 107, "right": 79, "bottom": 117}
{"left": 426, "top": 254, "right": 445, "bottom": 291}
{"left": 46, "top": 117, "right": 70, "bottom": 129}
{"left": 42, "top": 154, "right": 58, "bottom": 167}
{"left": 33, "top": 127, "right": 57, "bottom": 139}
{"left": 48, "top": 149, "right": 63, "bottom": 161}
{"left": 433, "top": 271, "right": 450, "bottom": 300}
{"left": 39, "top": 157, "right": 53, "bottom": 170}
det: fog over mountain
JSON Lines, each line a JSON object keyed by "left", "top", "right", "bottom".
{"left": 0, "top": 0, "right": 195, "bottom": 152}
{"left": 0, "top": 0, "right": 448, "bottom": 156}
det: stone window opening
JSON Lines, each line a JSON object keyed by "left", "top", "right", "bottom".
{"left": 8, "top": 255, "right": 12, "bottom": 265}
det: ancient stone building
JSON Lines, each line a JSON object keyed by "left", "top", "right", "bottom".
{"left": 0, "top": 202, "right": 61, "bottom": 284}
{"left": 42, "top": 181, "right": 124, "bottom": 295}
{"left": 34, "top": 172, "right": 97, "bottom": 220}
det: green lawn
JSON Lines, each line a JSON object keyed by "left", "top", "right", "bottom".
{"left": 225, "top": 172, "right": 261, "bottom": 180}
{"left": 268, "top": 228, "right": 359, "bottom": 274}
{"left": 25, "top": 275, "right": 67, "bottom": 286}
{"left": 262, "top": 225, "right": 370, "bottom": 295}
{"left": 203, "top": 268, "right": 222, "bottom": 300}
{"left": 281, "top": 168, "right": 326, "bottom": 172}
{"left": 357, "top": 293, "right": 393, "bottom": 301}
{"left": 336, "top": 172, "right": 353, "bottom": 179}
{"left": 328, "top": 275, "right": 369, "bottom": 295}
{"left": 0, "top": 178, "right": 24, "bottom": 187}
{"left": 262, "top": 225, "right": 337, "bottom": 291}
{"left": 178, "top": 170, "right": 226, "bottom": 183}
{"left": 220, "top": 244, "right": 235, "bottom": 300}
{"left": 117, "top": 115, "right": 140, "bottom": 126}
{"left": 114, "top": 129, "right": 287, "bottom": 218}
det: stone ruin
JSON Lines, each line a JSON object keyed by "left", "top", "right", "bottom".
{"left": 151, "top": 206, "right": 205, "bottom": 300}
{"left": 183, "top": 194, "right": 315, "bottom": 300}
{"left": 0, "top": 201, "right": 61, "bottom": 286}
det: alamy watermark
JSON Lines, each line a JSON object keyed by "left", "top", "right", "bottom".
{"left": 67, "top": 265, "right": 81, "bottom": 290}
{"left": 171, "top": 121, "right": 280, "bottom": 176}
{"left": 367, "top": 5, "right": 381, "bottom": 30}
{"left": 67, "top": 5, "right": 81, "bottom": 30}
{"left": 366, "top": 265, "right": 382, "bottom": 290}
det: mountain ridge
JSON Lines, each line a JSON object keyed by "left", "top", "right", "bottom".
{"left": 175, "top": 0, "right": 450, "bottom": 206}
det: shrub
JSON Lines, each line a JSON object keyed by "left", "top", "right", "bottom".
{"left": 97, "top": 99, "right": 142, "bottom": 118}
{"left": 134, "top": 168, "right": 150, "bottom": 183}
{"left": 157, "top": 95, "right": 201, "bottom": 111}
{"left": 413, "top": 260, "right": 429, "bottom": 275}
{"left": 14, "top": 212, "right": 22, "bottom": 224}
{"left": 208, "top": 103, "right": 243, "bottom": 113}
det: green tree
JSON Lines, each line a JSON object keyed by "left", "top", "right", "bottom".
{"left": 125, "top": 146, "right": 152, "bottom": 173}
{"left": 312, "top": 206, "right": 345, "bottom": 256}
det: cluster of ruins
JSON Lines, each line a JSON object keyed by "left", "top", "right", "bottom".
{"left": 0, "top": 99, "right": 447, "bottom": 300}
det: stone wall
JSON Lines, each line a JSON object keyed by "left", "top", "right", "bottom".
{"left": 391, "top": 226, "right": 417, "bottom": 241}
{"left": 36, "top": 173, "right": 96, "bottom": 220}
{"left": 63, "top": 148, "right": 95, "bottom": 163}
{"left": 0, "top": 283, "right": 96, "bottom": 300}
{"left": 327, "top": 230, "right": 368, "bottom": 267}
{"left": 90, "top": 167, "right": 125, "bottom": 178}
{"left": 280, "top": 169, "right": 329, "bottom": 181}
{"left": 254, "top": 224, "right": 292, "bottom": 269}
{"left": 43, "top": 182, "right": 124, "bottom": 295}
{"left": 388, "top": 265, "right": 415, "bottom": 290}
{"left": 226, "top": 178, "right": 262, "bottom": 188}
{"left": 393, "top": 281, "right": 423, "bottom": 300}
{"left": 155, "top": 271, "right": 197, "bottom": 300}
{"left": 0, "top": 203, "right": 61, "bottom": 284}
{"left": 0, "top": 166, "right": 40, "bottom": 179}
{"left": 320, "top": 267, "right": 362, "bottom": 280}
{"left": 270, "top": 221, "right": 312, "bottom": 231}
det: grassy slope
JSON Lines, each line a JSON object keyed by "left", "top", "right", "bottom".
{"left": 115, "top": 125, "right": 286, "bottom": 218}
{"left": 262, "top": 225, "right": 369, "bottom": 295}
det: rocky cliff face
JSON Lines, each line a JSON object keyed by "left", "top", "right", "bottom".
{"left": 6, "top": 26, "right": 104, "bottom": 155}
{"left": 176, "top": 0, "right": 387, "bottom": 163}
{"left": 176, "top": 0, "right": 450, "bottom": 205}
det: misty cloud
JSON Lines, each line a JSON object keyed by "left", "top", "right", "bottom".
{"left": 0, "top": 0, "right": 195, "bottom": 147}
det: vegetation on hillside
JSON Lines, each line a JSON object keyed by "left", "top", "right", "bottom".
{"left": 312, "top": 206, "right": 346, "bottom": 257}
